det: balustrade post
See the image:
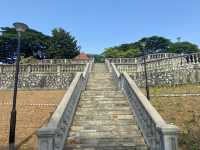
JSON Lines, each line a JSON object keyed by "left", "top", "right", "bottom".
{"left": 0, "top": 65, "right": 3, "bottom": 73}
{"left": 57, "top": 65, "right": 61, "bottom": 76}
{"left": 27, "top": 64, "right": 31, "bottom": 74}
{"left": 159, "top": 124, "right": 179, "bottom": 150}
{"left": 37, "top": 128, "right": 56, "bottom": 150}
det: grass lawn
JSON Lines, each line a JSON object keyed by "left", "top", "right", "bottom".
{"left": 0, "top": 90, "right": 66, "bottom": 149}
{"left": 148, "top": 85, "right": 200, "bottom": 150}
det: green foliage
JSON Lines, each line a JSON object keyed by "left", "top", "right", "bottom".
{"left": 169, "top": 42, "right": 199, "bottom": 54}
{"left": 0, "top": 27, "right": 49, "bottom": 59}
{"left": 0, "top": 26, "right": 80, "bottom": 60}
{"left": 103, "top": 46, "right": 140, "bottom": 58}
{"left": 138, "top": 36, "right": 172, "bottom": 53}
{"left": 47, "top": 28, "right": 80, "bottom": 59}
{"left": 103, "top": 36, "right": 200, "bottom": 58}
{"left": 94, "top": 55, "right": 105, "bottom": 63}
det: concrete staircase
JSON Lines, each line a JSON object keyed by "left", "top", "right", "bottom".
{"left": 65, "top": 64, "right": 147, "bottom": 150}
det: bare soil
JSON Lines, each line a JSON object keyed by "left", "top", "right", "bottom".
{"left": 0, "top": 90, "right": 66, "bottom": 150}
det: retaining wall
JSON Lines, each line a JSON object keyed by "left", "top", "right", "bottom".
{"left": 0, "top": 64, "right": 87, "bottom": 89}
{"left": 0, "top": 72, "right": 74, "bottom": 89}
{"left": 129, "top": 65, "right": 200, "bottom": 87}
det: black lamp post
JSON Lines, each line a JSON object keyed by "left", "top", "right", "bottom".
{"left": 141, "top": 42, "right": 150, "bottom": 100}
{"left": 9, "top": 22, "right": 28, "bottom": 149}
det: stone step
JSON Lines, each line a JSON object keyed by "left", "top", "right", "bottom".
{"left": 68, "top": 130, "right": 142, "bottom": 138}
{"left": 65, "top": 146, "right": 148, "bottom": 150}
{"left": 65, "top": 64, "right": 147, "bottom": 149}
{"left": 70, "top": 124, "right": 139, "bottom": 132}
{"left": 75, "top": 107, "right": 131, "bottom": 112}
{"left": 75, "top": 110, "right": 133, "bottom": 116}
{"left": 65, "top": 138, "right": 147, "bottom": 150}
{"left": 86, "top": 86, "right": 117, "bottom": 90}
{"left": 80, "top": 96, "right": 127, "bottom": 100}
{"left": 82, "top": 92, "right": 124, "bottom": 97}
{"left": 79, "top": 100, "right": 128, "bottom": 105}
{"left": 72, "top": 120, "right": 137, "bottom": 127}
{"left": 86, "top": 88, "right": 118, "bottom": 91}
{"left": 89, "top": 75, "right": 112, "bottom": 77}
{"left": 86, "top": 82, "right": 115, "bottom": 85}
{"left": 73, "top": 115, "right": 135, "bottom": 122}
{"left": 87, "top": 81, "right": 114, "bottom": 84}
{"left": 80, "top": 95, "right": 124, "bottom": 99}
{"left": 77, "top": 103, "right": 129, "bottom": 109}
{"left": 87, "top": 80, "right": 113, "bottom": 83}
{"left": 66, "top": 137, "right": 145, "bottom": 145}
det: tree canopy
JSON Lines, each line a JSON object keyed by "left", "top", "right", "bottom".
{"left": 0, "top": 26, "right": 80, "bottom": 61}
{"left": 102, "top": 36, "right": 200, "bottom": 58}
{"left": 47, "top": 28, "right": 80, "bottom": 59}
{"left": 169, "top": 42, "right": 199, "bottom": 54}
{"left": 0, "top": 27, "right": 50, "bottom": 59}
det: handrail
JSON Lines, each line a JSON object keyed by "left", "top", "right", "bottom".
{"left": 123, "top": 72, "right": 166, "bottom": 125}
{"left": 37, "top": 62, "right": 92, "bottom": 150}
{"left": 110, "top": 62, "right": 179, "bottom": 150}
{"left": 105, "top": 59, "right": 112, "bottom": 72}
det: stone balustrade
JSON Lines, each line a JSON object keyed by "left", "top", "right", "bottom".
{"left": 106, "top": 53, "right": 179, "bottom": 64}
{"left": 37, "top": 62, "right": 92, "bottom": 150}
{"left": 109, "top": 62, "right": 179, "bottom": 150}
{"left": 0, "top": 64, "right": 86, "bottom": 74}
{"left": 106, "top": 52, "right": 200, "bottom": 66}
{"left": 106, "top": 57, "right": 135, "bottom": 64}
{"left": 38, "top": 59, "right": 91, "bottom": 64}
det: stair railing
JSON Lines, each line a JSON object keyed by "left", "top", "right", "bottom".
{"left": 37, "top": 62, "right": 92, "bottom": 150}
{"left": 105, "top": 59, "right": 112, "bottom": 72}
{"left": 110, "top": 63, "right": 179, "bottom": 150}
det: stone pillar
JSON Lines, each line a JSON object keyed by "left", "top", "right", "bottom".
{"left": 37, "top": 128, "right": 56, "bottom": 150}
{"left": 160, "top": 124, "right": 179, "bottom": 150}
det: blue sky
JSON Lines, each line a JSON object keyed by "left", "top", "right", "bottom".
{"left": 0, "top": 0, "right": 199, "bottom": 54}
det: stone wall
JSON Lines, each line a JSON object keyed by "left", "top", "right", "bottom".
{"left": 129, "top": 65, "right": 200, "bottom": 87}
{"left": 0, "top": 64, "right": 87, "bottom": 89}
{"left": 0, "top": 72, "right": 74, "bottom": 89}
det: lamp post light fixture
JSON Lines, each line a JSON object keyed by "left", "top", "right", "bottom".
{"left": 141, "top": 41, "right": 150, "bottom": 100}
{"left": 9, "top": 22, "right": 28, "bottom": 149}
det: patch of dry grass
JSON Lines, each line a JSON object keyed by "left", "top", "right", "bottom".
{"left": 150, "top": 88, "right": 200, "bottom": 150}
{"left": 0, "top": 90, "right": 66, "bottom": 149}
{"left": 149, "top": 84, "right": 200, "bottom": 95}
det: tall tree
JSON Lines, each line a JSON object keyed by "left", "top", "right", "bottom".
{"left": 0, "top": 27, "right": 50, "bottom": 59}
{"left": 47, "top": 28, "right": 80, "bottom": 59}
{"left": 169, "top": 42, "right": 199, "bottom": 54}
{"left": 138, "top": 36, "right": 172, "bottom": 54}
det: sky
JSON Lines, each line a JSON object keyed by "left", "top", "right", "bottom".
{"left": 0, "top": 0, "right": 199, "bottom": 54}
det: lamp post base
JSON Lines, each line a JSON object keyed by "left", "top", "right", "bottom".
{"left": 9, "top": 110, "right": 16, "bottom": 150}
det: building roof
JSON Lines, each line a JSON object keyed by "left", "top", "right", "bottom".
{"left": 74, "top": 52, "right": 89, "bottom": 60}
